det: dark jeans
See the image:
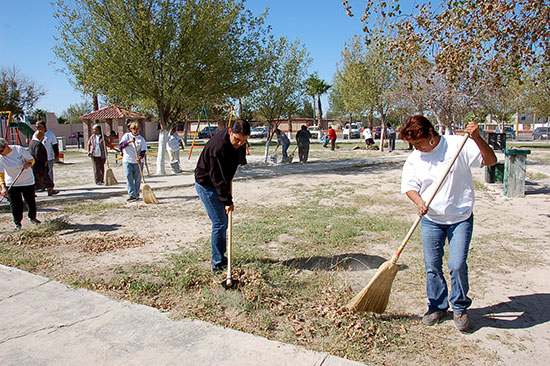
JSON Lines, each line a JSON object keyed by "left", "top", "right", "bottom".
{"left": 298, "top": 143, "right": 310, "bottom": 162}
{"left": 195, "top": 181, "right": 228, "bottom": 270}
{"left": 330, "top": 139, "right": 336, "bottom": 150}
{"left": 8, "top": 184, "right": 37, "bottom": 225}
{"left": 92, "top": 156, "right": 106, "bottom": 184}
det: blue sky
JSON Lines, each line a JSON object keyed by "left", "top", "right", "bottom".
{"left": 1, "top": 0, "right": 366, "bottom": 117}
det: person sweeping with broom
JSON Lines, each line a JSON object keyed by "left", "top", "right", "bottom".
{"left": 194, "top": 119, "right": 250, "bottom": 272}
{"left": 400, "top": 115, "right": 497, "bottom": 331}
{"left": 87, "top": 124, "right": 118, "bottom": 185}
{"left": 119, "top": 122, "right": 147, "bottom": 202}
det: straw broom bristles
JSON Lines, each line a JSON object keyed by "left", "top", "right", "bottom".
{"left": 105, "top": 167, "right": 118, "bottom": 185}
{"left": 141, "top": 183, "right": 159, "bottom": 204}
{"left": 132, "top": 142, "right": 158, "bottom": 204}
{"left": 346, "top": 259, "right": 398, "bottom": 313}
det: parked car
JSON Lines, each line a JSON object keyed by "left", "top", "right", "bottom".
{"left": 250, "top": 126, "right": 268, "bottom": 138}
{"left": 374, "top": 126, "right": 382, "bottom": 139}
{"left": 197, "top": 126, "right": 218, "bottom": 139}
{"left": 503, "top": 126, "right": 516, "bottom": 140}
{"left": 532, "top": 127, "right": 550, "bottom": 140}
{"left": 307, "top": 126, "right": 321, "bottom": 139}
{"left": 343, "top": 123, "right": 360, "bottom": 139}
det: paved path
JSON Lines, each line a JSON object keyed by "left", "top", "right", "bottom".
{"left": 0, "top": 265, "right": 365, "bottom": 366}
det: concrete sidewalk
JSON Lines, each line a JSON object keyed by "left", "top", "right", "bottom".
{"left": 0, "top": 265, "right": 365, "bottom": 366}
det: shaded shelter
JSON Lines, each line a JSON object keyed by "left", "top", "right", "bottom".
{"left": 79, "top": 105, "right": 147, "bottom": 145}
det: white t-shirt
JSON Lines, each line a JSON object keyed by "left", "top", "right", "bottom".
{"left": 0, "top": 145, "right": 35, "bottom": 187}
{"left": 167, "top": 133, "right": 182, "bottom": 151}
{"left": 93, "top": 135, "right": 102, "bottom": 157}
{"left": 401, "top": 135, "right": 483, "bottom": 225}
{"left": 120, "top": 132, "right": 147, "bottom": 164}
{"left": 363, "top": 128, "right": 372, "bottom": 139}
{"left": 42, "top": 130, "right": 58, "bottom": 160}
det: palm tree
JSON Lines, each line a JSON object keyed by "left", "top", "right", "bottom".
{"left": 304, "top": 74, "right": 331, "bottom": 126}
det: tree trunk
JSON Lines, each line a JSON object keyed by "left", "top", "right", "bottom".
{"left": 317, "top": 94, "right": 322, "bottom": 127}
{"left": 312, "top": 96, "right": 316, "bottom": 125}
{"left": 183, "top": 115, "right": 189, "bottom": 147}
{"left": 155, "top": 105, "right": 170, "bottom": 175}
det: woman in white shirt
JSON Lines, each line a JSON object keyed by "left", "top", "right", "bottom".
{"left": 87, "top": 124, "right": 116, "bottom": 185}
{"left": 400, "top": 115, "right": 497, "bottom": 331}
{"left": 0, "top": 138, "right": 40, "bottom": 230}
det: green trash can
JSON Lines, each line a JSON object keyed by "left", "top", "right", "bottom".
{"left": 485, "top": 163, "right": 504, "bottom": 183}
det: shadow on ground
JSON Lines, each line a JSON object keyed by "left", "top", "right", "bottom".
{"left": 281, "top": 253, "right": 408, "bottom": 272}
{"left": 61, "top": 223, "right": 122, "bottom": 234}
{"left": 468, "top": 293, "right": 550, "bottom": 332}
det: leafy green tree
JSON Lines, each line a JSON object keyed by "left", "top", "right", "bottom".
{"left": 343, "top": 0, "right": 550, "bottom": 86}
{"left": 0, "top": 66, "right": 45, "bottom": 118}
{"left": 246, "top": 37, "right": 311, "bottom": 163}
{"left": 305, "top": 73, "right": 331, "bottom": 126}
{"left": 54, "top": 0, "right": 267, "bottom": 174}
{"left": 61, "top": 101, "right": 94, "bottom": 124}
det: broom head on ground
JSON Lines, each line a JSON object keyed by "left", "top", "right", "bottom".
{"left": 132, "top": 141, "right": 158, "bottom": 204}
{"left": 346, "top": 259, "right": 398, "bottom": 313}
{"left": 105, "top": 167, "right": 118, "bottom": 185}
{"left": 141, "top": 183, "right": 159, "bottom": 204}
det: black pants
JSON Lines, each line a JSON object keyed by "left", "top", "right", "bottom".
{"left": 298, "top": 143, "right": 310, "bottom": 162}
{"left": 92, "top": 156, "right": 106, "bottom": 184}
{"left": 8, "top": 185, "right": 37, "bottom": 225}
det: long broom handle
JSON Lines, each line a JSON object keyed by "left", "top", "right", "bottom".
{"left": 101, "top": 134, "right": 111, "bottom": 169}
{"left": 0, "top": 168, "right": 24, "bottom": 204}
{"left": 227, "top": 209, "right": 233, "bottom": 280}
{"left": 391, "top": 133, "right": 470, "bottom": 264}
{"left": 132, "top": 141, "right": 147, "bottom": 184}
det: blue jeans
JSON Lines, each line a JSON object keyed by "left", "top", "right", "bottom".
{"left": 123, "top": 162, "right": 142, "bottom": 198}
{"left": 48, "top": 159, "right": 54, "bottom": 182}
{"left": 421, "top": 215, "right": 474, "bottom": 314}
{"left": 195, "top": 182, "right": 228, "bottom": 270}
{"left": 281, "top": 143, "right": 290, "bottom": 163}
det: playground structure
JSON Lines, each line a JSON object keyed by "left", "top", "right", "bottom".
{"left": 0, "top": 111, "right": 35, "bottom": 146}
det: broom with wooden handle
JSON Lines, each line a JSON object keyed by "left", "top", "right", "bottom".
{"left": 102, "top": 135, "right": 118, "bottom": 186}
{"left": 132, "top": 142, "right": 159, "bottom": 204}
{"left": 347, "top": 133, "right": 471, "bottom": 313}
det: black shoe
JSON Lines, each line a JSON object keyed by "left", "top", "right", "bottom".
{"left": 126, "top": 196, "right": 137, "bottom": 202}
{"left": 30, "top": 218, "right": 41, "bottom": 225}
{"left": 47, "top": 189, "right": 60, "bottom": 196}
{"left": 15, "top": 223, "right": 22, "bottom": 231}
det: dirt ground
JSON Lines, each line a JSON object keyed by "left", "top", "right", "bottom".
{"left": 1, "top": 144, "right": 549, "bottom": 365}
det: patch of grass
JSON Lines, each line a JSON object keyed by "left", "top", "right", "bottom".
{"left": 0, "top": 245, "right": 43, "bottom": 271}
{"left": 526, "top": 170, "right": 549, "bottom": 181}
{"left": 81, "top": 234, "right": 146, "bottom": 254}
{"left": 61, "top": 202, "right": 122, "bottom": 215}
{"left": 473, "top": 177, "right": 489, "bottom": 191}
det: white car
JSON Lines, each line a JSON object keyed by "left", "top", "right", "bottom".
{"left": 307, "top": 126, "right": 321, "bottom": 139}
{"left": 343, "top": 123, "right": 360, "bottom": 139}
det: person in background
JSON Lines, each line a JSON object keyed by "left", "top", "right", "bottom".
{"left": 29, "top": 130, "right": 58, "bottom": 196}
{"left": 295, "top": 125, "right": 312, "bottom": 163}
{"left": 275, "top": 128, "right": 291, "bottom": 163}
{"left": 328, "top": 126, "right": 337, "bottom": 151}
{"left": 400, "top": 115, "right": 497, "bottom": 332}
{"left": 167, "top": 127, "right": 185, "bottom": 174}
{"left": 118, "top": 122, "right": 147, "bottom": 201}
{"left": 363, "top": 126, "right": 374, "bottom": 148}
{"left": 0, "top": 138, "right": 40, "bottom": 230}
{"left": 387, "top": 123, "right": 396, "bottom": 152}
{"left": 35, "top": 121, "right": 59, "bottom": 184}
{"left": 87, "top": 124, "right": 117, "bottom": 185}
{"left": 195, "top": 119, "right": 250, "bottom": 272}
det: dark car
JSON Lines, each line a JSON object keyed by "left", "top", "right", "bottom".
{"left": 503, "top": 126, "right": 516, "bottom": 140}
{"left": 374, "top": 126, "right": 382, "bottom": 139}
{"left": 532, "top": 127, "right": 550, "bottom": 140}
{"left": 197, "top": 126, "right": 218, "bottom": 139}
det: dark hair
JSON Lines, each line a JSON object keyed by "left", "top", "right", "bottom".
{"left": 230, "top": 119, "right": 251, "bottom": 136}
{"left": 36, "top": 121, "right": 46, "bottom": 128}
{"left": 400, "top": 115, "right": 438, "bottom": 141}
{"left": 301, "top": 125, "right": 307, "bottom": 130}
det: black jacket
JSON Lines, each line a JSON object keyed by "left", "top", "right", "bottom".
{"left": 194, "top": 128, "right": 243, "bottom": 206}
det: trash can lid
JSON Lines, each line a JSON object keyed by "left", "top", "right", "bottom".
{"left": 502, "top": 149, "right": 531, "bottom": 155}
